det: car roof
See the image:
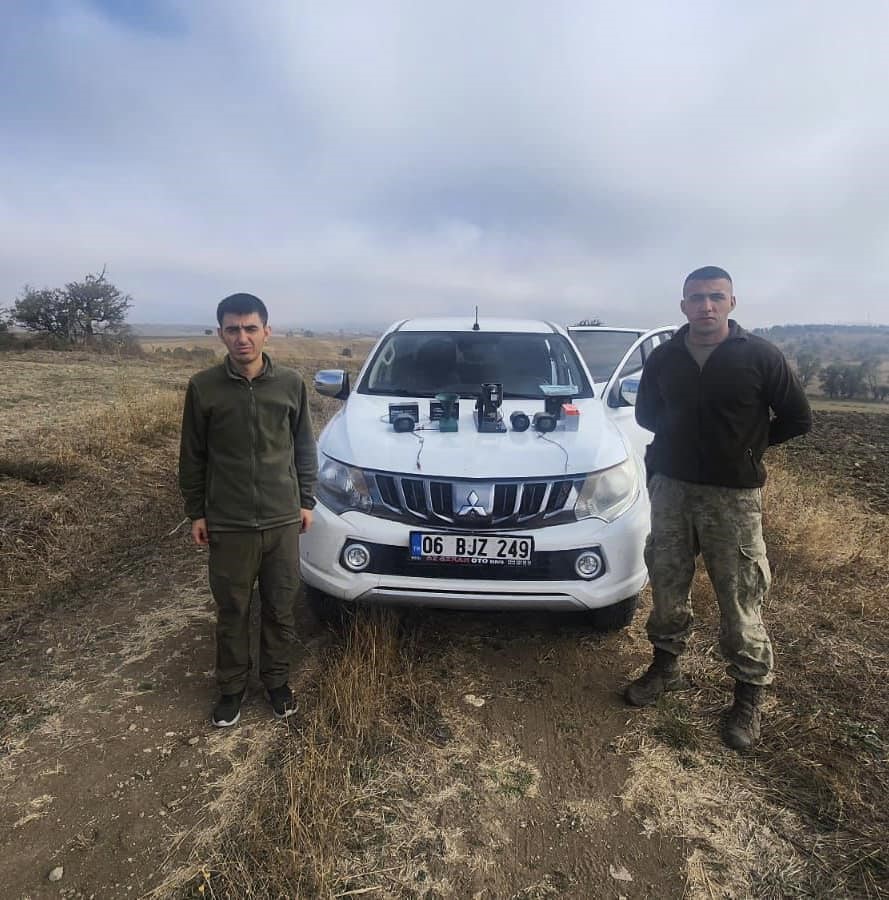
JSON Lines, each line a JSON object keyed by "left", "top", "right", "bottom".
{"left": 394, "top": 317, "right": 564, "bottom": 335}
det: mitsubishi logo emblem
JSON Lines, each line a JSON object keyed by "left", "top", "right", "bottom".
{"left": 456, "top": 486, "right": 492, "bottom": 518}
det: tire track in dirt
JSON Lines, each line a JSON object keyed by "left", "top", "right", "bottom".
{"left": 0, "top": 538, "right": 327, "bottom": 899}
{"left": 2, "top": 534, "right": 685, "bottom": 898}
{"left": 397, "top": 608, "right": 686, "bottom": 898}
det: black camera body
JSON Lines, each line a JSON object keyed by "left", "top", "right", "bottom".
{"left": 475, "top": 382, "right": 506, "bottom": 433}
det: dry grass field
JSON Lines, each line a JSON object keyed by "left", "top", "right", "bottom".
{"left": 1, "top": 342, "right": 887, "bottom": 898}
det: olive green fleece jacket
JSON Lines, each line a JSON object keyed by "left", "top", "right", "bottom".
{"left": 178, "top": 354, "right": 318, "bottom": 531}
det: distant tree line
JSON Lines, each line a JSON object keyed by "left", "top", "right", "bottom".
{"left": 818, "top": 360, "right": 889, "bottom": 401}
{"left": 757, "top": 323, "right": 889, "bottom": 363}
{"left": 793, "top": 350, "right": 889, "bottom": 401}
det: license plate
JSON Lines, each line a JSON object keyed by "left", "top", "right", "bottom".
{"left": 410, "top": 532, "right": 534, "bottom": 563}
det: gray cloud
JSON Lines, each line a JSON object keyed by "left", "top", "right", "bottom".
{"left": 2, "top": 0, "right": 888, "bottom": 330}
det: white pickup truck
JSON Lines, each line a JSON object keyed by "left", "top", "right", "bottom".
{"left": 300, "top": 318, "right": 674, "bottom": 628}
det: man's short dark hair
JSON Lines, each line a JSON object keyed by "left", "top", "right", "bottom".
{"left": 216, "top": 293, "right": 269, "bottom": 326}
{"left": 683, "top": 266, "right": 733, "bottom": 293}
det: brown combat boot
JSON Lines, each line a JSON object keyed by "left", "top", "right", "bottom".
{"left": 624, "top": 647, "right": 683, "bottom": 707}
{"left": 721, "top": 681, "right": 763, "bottom": 750}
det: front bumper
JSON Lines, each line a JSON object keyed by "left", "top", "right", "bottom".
{"left": 300, "top": 492, "right": 650, "bottom": 612}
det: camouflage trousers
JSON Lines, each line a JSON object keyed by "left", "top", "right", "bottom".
{"left": 644, "top": 474, "right": 774, "bottom": 685}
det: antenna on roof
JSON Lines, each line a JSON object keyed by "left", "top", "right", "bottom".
{"left": 472, "top": 305, "right": 480, "bottom": 331}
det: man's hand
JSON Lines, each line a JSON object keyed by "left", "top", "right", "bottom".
{"left": 300, "top": 508, "right": 314, "bottom": 533}
{"left": 191, "top": 517, "right": 210, "bottom": 545}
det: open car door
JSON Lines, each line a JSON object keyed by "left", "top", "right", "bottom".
{"left": 599, "top": 326, "right": 676, "bottom": 463}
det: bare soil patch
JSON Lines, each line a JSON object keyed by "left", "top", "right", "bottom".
{"left": 780, "top": 408, "right": 889, "bottom": 513}
{"left": 4, "top": 348, "right": 887, "bottom": 899}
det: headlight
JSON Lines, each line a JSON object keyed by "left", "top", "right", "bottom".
{"left": 316, "top": 457, "right": 373, "bottom": 515}
{"left": 574, "top": 457, "right": 639, "bottom": 523}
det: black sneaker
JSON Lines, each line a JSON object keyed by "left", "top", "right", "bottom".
{"left": 268, "top": 683, "right": 297, "bottom": 719}
{"left": 211, "top": 691, "right": 244, "bottom": 727}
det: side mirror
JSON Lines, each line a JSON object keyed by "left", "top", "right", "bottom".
{"left": 314, "top": 369, "right": 350, "bottom": 400}
{"left": 618, "top": 376, "right": 640, "bottom": 407}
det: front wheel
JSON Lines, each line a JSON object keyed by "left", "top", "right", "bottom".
{"left": 590, "top": 594, "right": 639, "bottom": 631}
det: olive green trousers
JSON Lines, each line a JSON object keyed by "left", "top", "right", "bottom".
{"left": 207, "top": 523, "right": 301, "bottom": 694}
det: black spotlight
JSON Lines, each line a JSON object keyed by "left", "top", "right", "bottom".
{"left": 532, "top": 411, "right": 558, "bottom": 433}
{"left": 510, "top": 410, "right": 531, "bottom": 432}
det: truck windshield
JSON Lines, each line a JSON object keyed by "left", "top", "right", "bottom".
{"left": 360, "top": 331, "right": 594, "bottom": 399}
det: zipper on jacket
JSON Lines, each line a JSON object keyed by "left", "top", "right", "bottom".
{"left": 693, "top": 356, "right": 704, "bottom": 481}
{"left": 686, "top": 336, "right": 738, "bottom": 481}
{"left": 248, "top": 382, "right": 259, "bottom": 527}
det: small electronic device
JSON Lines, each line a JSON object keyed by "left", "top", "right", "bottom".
{"left": 392, "top": 414, "right": 416, "bottom": 433}
{"left": 540, "top": 384, "right": 579, "bottom": 417}
{"left": 475, "top": 382, "right": 506, "bottom": 433}
{"left": 532, "top": 411, "right": 558, "bottom": 433}
{"left": 388, "top": 402, "right": 419, "bottom": 424}
{"left": 560, "top": 402, "right": 580, "bottom": 431}
{"left": 509, "top": 410, "right": 531, "bottom": 432}
{"left": 388, "top": 402, "right": 419, "bottom": 433}
{"left": 430, "top": 393, "right": 459, "bottom": 432}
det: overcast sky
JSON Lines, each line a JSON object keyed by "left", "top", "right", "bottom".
{"left": 2, "top": 1, "right": 888, "bottom": 331}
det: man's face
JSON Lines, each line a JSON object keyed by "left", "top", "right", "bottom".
{"left": 680, "top": 278, "right": 736, "bottom": 340}
{"left": 219, "top": 312, "right": 270, "bottom": 365}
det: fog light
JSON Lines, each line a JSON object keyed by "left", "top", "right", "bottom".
{"left": 342, "top": 542, "right": 371, "bottom": 572}
{"left": 574, "top": 549, "right": 603, "bottom": 580}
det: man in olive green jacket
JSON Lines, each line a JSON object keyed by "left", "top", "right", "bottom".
{"left": 179, "top": 293, "right": 318, "bottom": 727}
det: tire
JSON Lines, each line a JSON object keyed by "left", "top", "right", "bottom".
{"left": 303, "top": 584, "right": 352, "bottom": 629}
{"left": 590, "top": 594, "right": 639, "bottom": 631}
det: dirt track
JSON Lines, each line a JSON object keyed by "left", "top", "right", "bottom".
{"left": 0, "top": 348, "right": 688, "bottom": 898}
{"left": 8, "top": 351, "right": 884, "bottom": 897}
{"left": 1, "top": 531, "right": 684, "bottom": 898}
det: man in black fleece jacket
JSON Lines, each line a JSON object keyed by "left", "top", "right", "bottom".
{"left": 625, "top": 266, "right": 811, "bottom": 750}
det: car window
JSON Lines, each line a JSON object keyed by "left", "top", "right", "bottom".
{"left": 360, "top": 331, "right": 593, "bottom": 398}
{"left": 570, "top": 331, "right": 643, "bottom": 381}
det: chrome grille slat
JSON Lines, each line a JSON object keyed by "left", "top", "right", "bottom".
{"left": 367, "top": 472, "right": 577, "bottom": 529}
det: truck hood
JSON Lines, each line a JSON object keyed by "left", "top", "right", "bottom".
{"left": 318, "top": 394, "right": 629, "bottom": 478}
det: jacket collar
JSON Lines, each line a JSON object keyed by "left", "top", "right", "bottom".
{"left": 224, "top": 352, "right": 274, "bottom": 382}
{"left": 670, "top": 319, "right": 747, "bottom": 347}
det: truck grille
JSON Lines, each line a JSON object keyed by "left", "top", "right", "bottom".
{"left": 369, "top": 472, "right": 581, "bottom": 529}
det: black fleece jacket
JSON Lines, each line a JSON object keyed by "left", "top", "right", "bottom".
{"left": 635, "top": 321, "right": 812, "bottom": 488}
